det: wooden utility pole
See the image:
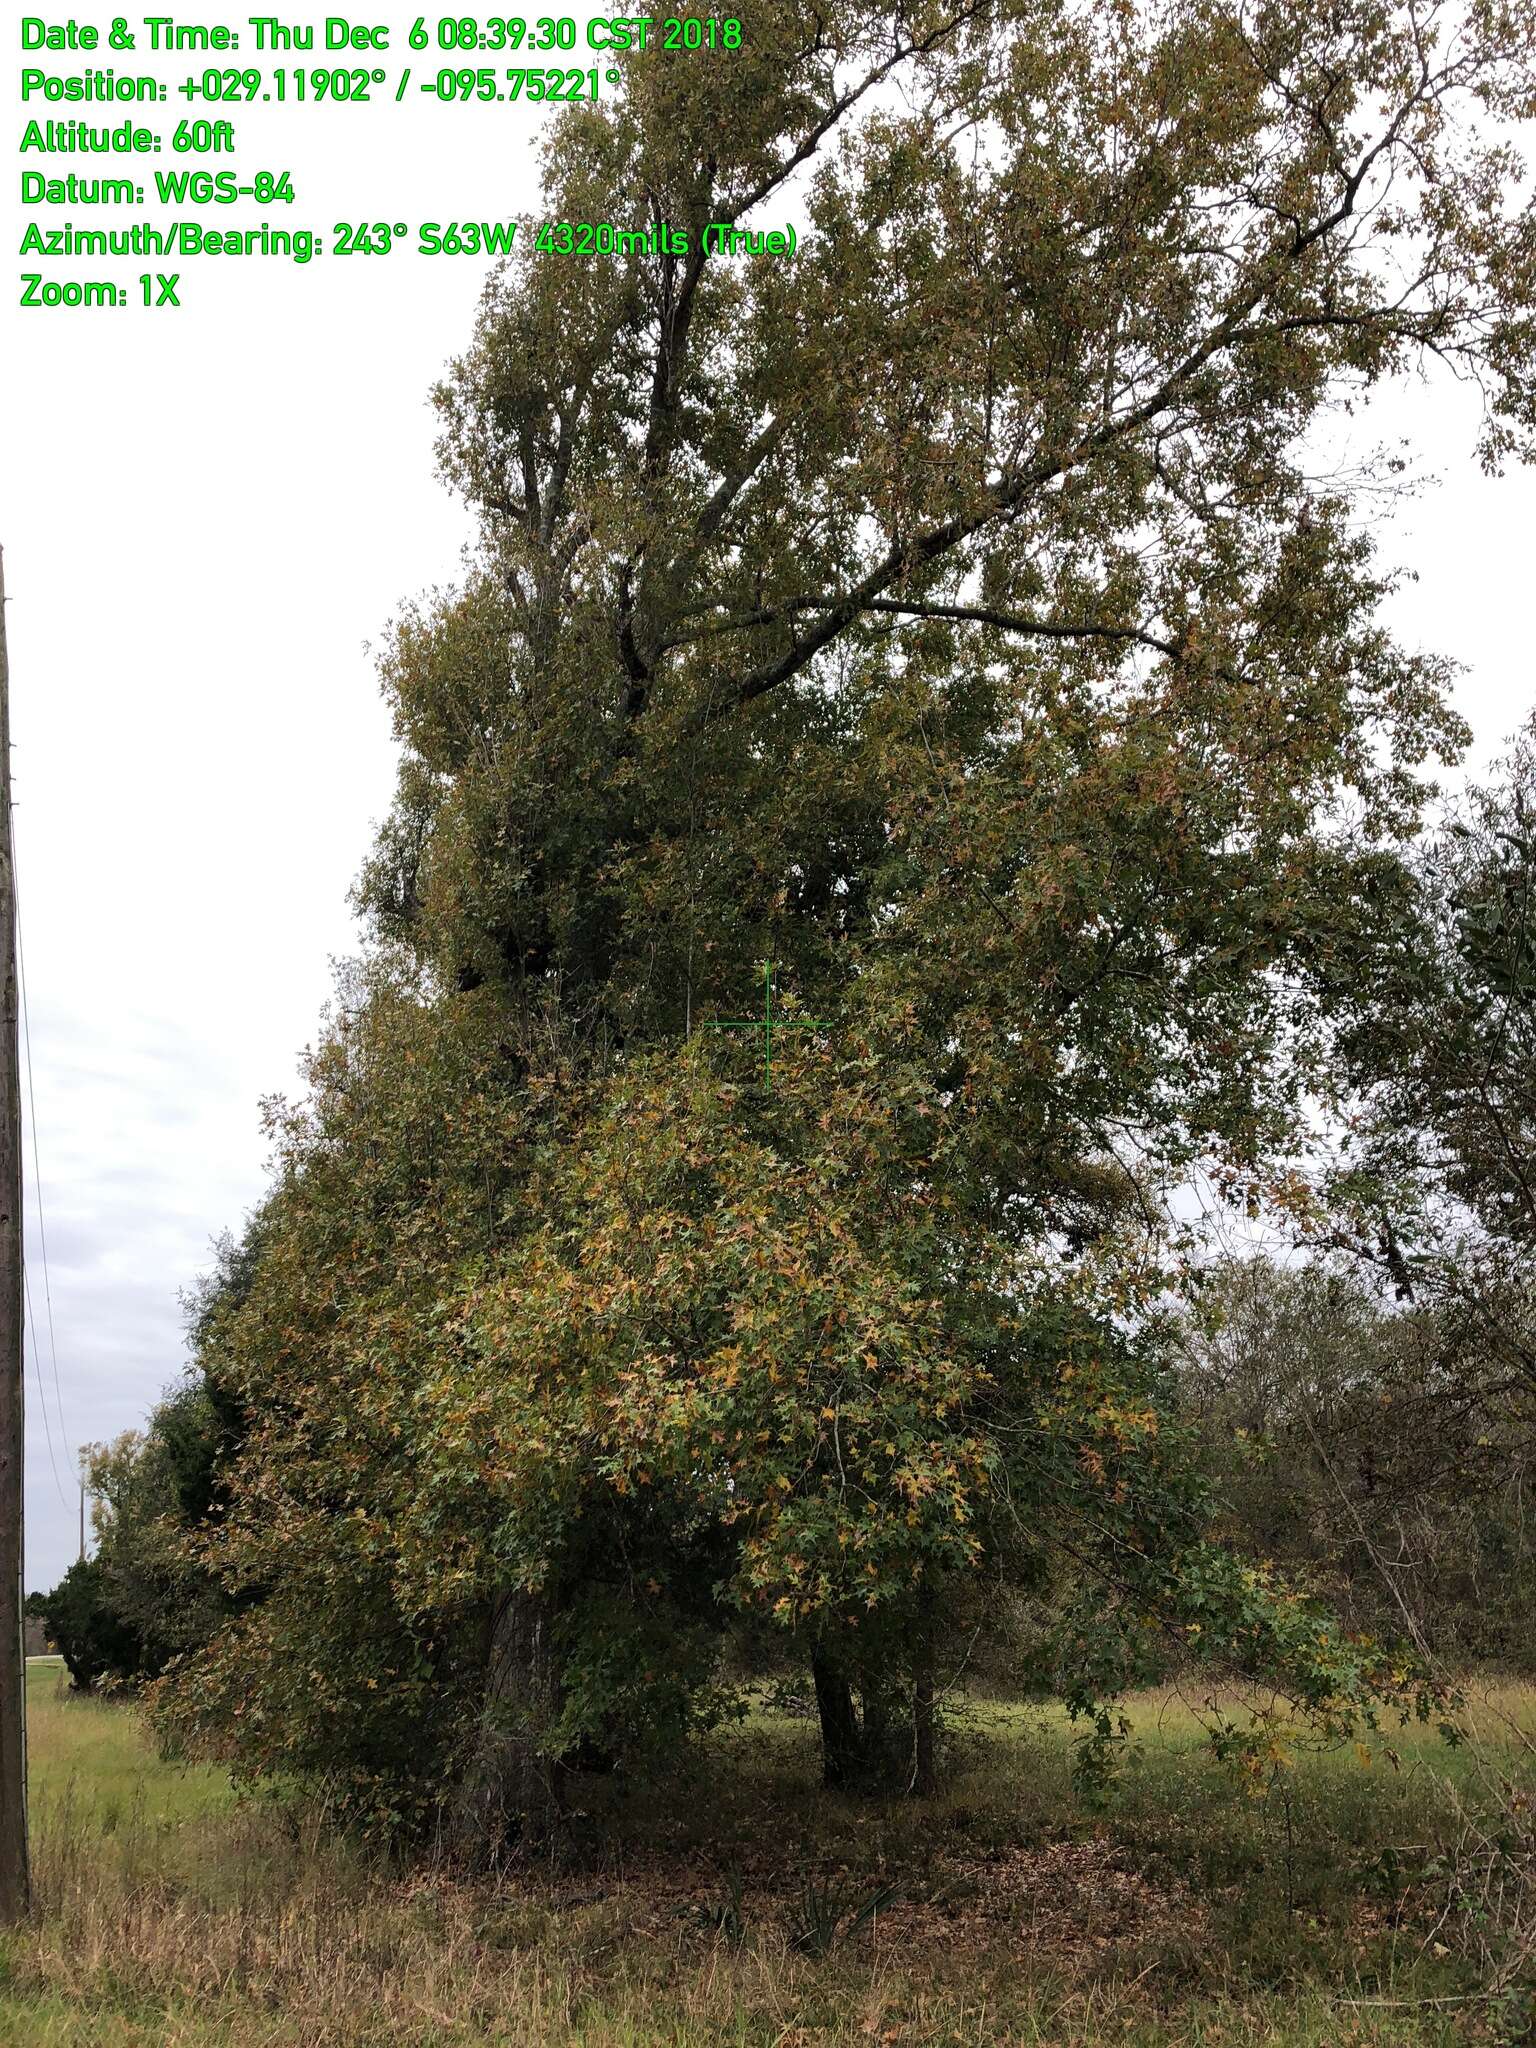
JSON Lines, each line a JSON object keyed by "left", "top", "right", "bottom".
{"left": 78, "top": 1446, "right": 92, "bottom": 1565}
{"left": 0, "top": 545, "right": 29, "bottom": 1920}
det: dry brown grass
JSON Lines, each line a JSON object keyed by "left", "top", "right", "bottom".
{"left": 3, "top": 1659, "right": 1528, "bottom": 2046}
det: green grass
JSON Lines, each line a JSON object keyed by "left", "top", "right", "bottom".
{"left": 25, "top": 1658, "right": 237, "bottom": 1829}
{"left": 1, "top": 1658, "right": 1532, "bottom": 2045}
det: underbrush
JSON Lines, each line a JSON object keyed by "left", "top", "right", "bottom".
{"left": 3, "top": 1658, "right": 1533, "bottom": 2046}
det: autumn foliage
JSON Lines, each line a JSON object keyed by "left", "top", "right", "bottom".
{"left": 153, "top": 0, "right": 1536, "bottom": 1845}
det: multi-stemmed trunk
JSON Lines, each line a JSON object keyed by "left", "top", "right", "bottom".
{"left": 447, "top": 1586, "right": 564, "bottom": 1865}
{"left": 810, "top": 1646, "right": 864, "bottom": 1787}
{"left": 810, "top": 1636, "right": 941, "bottom": 1795}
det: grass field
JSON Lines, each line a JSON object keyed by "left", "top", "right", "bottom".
{"left": 2, "top": 1656, "right": 1533, "bottom": 2045}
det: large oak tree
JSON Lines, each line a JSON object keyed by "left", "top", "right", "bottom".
{"left": 161, "top": 0, "right": 1536, "bottom": 1852}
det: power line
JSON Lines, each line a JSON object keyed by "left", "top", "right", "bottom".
{"left": 12, "top": 834, "right": 69, "bottom": 1472}
{"left": 21, "top": 1265, "right": 66, "bottom": 1510}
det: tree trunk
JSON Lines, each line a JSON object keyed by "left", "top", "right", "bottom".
{"left": 447, "top": 1587, "right": 564, "bottom": 1866}
{"left": 857, "top": 1669, "right": 902, "bottom": 1790}
{"left": 911, "top": 1648, "right": 937, "bottom": 1797}
{"left": 859, "top": 1669, "right": 890, "bottom": 1752}
{"left": 811, "top": 1646, "right": 862, "bottom": 1789}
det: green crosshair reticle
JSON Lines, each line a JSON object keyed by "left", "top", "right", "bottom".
{"left": 702, "top": 959, "right": 833, "bottom": 1089}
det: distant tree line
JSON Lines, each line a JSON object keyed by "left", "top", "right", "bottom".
{"left": 40, "top": 1327, "right": 243, "bottom": 1693}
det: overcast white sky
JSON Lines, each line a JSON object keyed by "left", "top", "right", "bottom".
{"left": 2, "top": 22, "right": 1533, "bottom": 1590}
